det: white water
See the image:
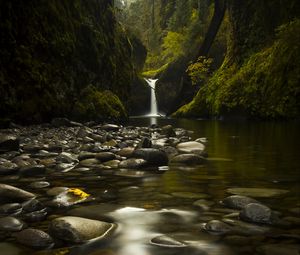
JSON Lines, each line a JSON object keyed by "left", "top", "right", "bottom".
{"left": 145, "top": 78, "right": 160, "bottom": 117}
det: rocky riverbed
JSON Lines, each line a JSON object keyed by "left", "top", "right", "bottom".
{"left": 0, "top": 118, "right": 299, "bottom": 255}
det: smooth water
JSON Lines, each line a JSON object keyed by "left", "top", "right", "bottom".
{"left": 145, "top": 79, "right": 159, "bottom": 117}
{"left": 5, "top": 118, "right": 300, "bottom": 255}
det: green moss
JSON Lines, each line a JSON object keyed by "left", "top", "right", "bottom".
{"left": 73, "top": 85, "right": 127, "bottom": 121}
{"left": 142, "top": 63, "right": 169, "bottom": 78}
{"left": 174, "top": 19, "right": 300, "bottom": 119}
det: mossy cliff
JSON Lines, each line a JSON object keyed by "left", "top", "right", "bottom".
{"left": 0, "top": 0, "right": 134, "bottom": 123}
{"left": 174, "top": 0, "right": 300, "bottom": 119}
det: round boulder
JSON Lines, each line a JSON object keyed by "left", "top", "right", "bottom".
{"left": 131, "top": 148, "right": 168, "bottom": 166}
{"left": 176, "top": 141, "right": 206, "bottom": 155}
{"left": 0, "top": 184, "right": 35, "bottom": 203}
{"left": 222, "top": 195, "right": 259, "bottom": 210}
{"left": 240, "top": 203, "right": 273, "bottom": 224}
{"left": 170, "top": 154, "right": 206, "bottom": 165}
{"left": 14, "top": 228, "right": 53, "bottom": 249}
{"left": 49, "top": 216, "right": 115, "bottom": 243}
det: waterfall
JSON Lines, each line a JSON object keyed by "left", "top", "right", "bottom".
{"left": 145, "top": 78, "right": 159, "bottom": 117}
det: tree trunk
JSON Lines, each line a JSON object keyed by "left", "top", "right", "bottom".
{"left": 196, "top": 0, "right": 227, "bottom": 58}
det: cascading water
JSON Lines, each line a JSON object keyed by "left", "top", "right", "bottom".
{"left": 145, "top": 78, "right": 159, "bottom": 117}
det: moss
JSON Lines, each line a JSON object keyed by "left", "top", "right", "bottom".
{"left": 174, "top": 19, "right": 300, "bottom": 119}
{"left": 142, "top": 63, "right": 169, "bottom": 78}
{"left": 73, "top": 85, "right": 127, "bottom": 122}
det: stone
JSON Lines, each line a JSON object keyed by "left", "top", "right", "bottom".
{"left": 222, "top": 218, "right": 270, "bottom": 235}
{"left": 240, "top": 203, "right": 273, "bottom": 224}
{"left": 161, "top": 125, "right": 176, "bottom": 137}
{"left": 0, "top": 203, "right": 22, "bottom": 216}
{"left": 203, "top": 220, "right": 232, "bottom": 234}
{"left": 0, "top": 184, "right": 35, "bottom": 203}
{"left": 79, "top": 158, "right": 102, "bottom": 167}
{"left": 222, "top": 195, "right": 259, "bottom": 209}
{"left": 176, "top": 141, "right": 205, "bottom": 155}
{"left": 19, "top": 164, "right": 46, "bottom": 176}
{"left": 46, "top": 187, "right": 69, "bottom": 196}
{"left": 131, "top": 148, "right": 168, "bottom": 166}
{"left": 22, "top": 198, "right": 44, "bottom": 213}
{"left": 150, "top": 235, "right": 187, "bottom": 247}
{"left": 226, "top": 188, "right": 289, "bottom": 198}
{"left": 119, "top": 158, "right": 147, "bottom": 169}
{"left": 14, "top": 228, "right": 54, "bottom": 249}
{"left": 103, "top": 160, "right": 120, "bottom": 169}
{"left": 0, "top": 242, "right": 24, "bottom": 255}
{"left": 23, "top": 209, "right": 47, "bottom": 222}
{"left": 170, "top": 154, "right": 206, "bottom": 165}
{"left": 171, "top": 192, "right": 209, "bottom": 199}
{"left": 49, "top": 216, "right": 115, "bottom": 243}
{"left": 0, "top": 161, "right": 19, "bottom": 174}
{"left": 137, "top": 137, "right": 152, "bottom": 148}
{"left": 50, "top": 189, "right": 91, "bottom": 207}
{"left": 29, "top": 181, "right": 50, "bottom": 189}
{"left": 95, "top": 152, "right": 116, "bottom": 162}
{"left": 56, "top": 152, "right": 78, "bottom": 163}
{"left": 103, "top": 140, "right": 118, "bottom": 147}
{"left": 78, "top": 152, "right": 97, "bottom": 161}
{"left": 117, "top": 147, "right": 135, "bottom": 158}
{"left": 0, "top": 216, "right": 25, "bottom": 231}
{"left": 0, "top": 135, "right": 19, "bottom": 152}
{"left": 101, "top": 124, "right": 120, "bottom": 131}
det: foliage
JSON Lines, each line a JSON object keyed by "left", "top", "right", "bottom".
{"left": 73, "top": 85, "right": 127, "bottom": 121}
{"left": 68, "top": 188, "right": 90, "bottom": 199}
{"left": 174, "top": 19, "right": 300, "bottom": 119}
{"left": 142, "top": 63, "right": 169, "bottom": 78}
{"left": 0, "top": 1, "right": 134, "bottom": 123}
{"left": 186, "top": 56, "right": 213, "bottom": 86}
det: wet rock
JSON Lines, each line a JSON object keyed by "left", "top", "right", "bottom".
{"left": 0, "top": 184, "right": 35, "bottom": 203}
{"left": 257, "top": 244, "right": 300, "bottom": 255}
{"left": 29, "top": 181, "right": 50, "bottom": 189}
{"left": 56, "top": 152, "right": 78, "bottom": 163}
{"left": 131, "top": 148, "right": 168, "bottom": 166}
{"left": 50, "top": 189, "right": 91, "bottom": 207}
{"left": 103, "top": 160, "right": 121, "bottom": 169}
{"left": 226, "top": 188, "right": 289, "bottom": 198}
{"left": 0, "top": 242, "right": 24, "bottom": 255}
{"left": 240, "top": 203, "right": 273, "bottom": 224}
{"left": 79, "top": 158, "right": 102, "bottom": 167}
{"left": 23, "top": 209, "right": 47, "bottom": 222}
{"left": 193, "top": 199, "right": 214, "bottom": 211}
{"left": 78, "top": 152, "right": 97, "bottom": 161}
{"left": 203, "top": 220, "right": 232, "bottom": 234}
{"left": 137, "top": 137, "right": 152, "bottom": 148}
{"left": 0, "top": 135, "right": 19, "bottom": 153}
{"left": 116, "top": 147, "right": 135, "bottom": 158}
{"left": 49, "top": 216, "right": 115, "bottom": 243}
{"left": 176, "top": 141, "right": 205, "bottom": 155}
{"left": 46, "top": 187, "right": 69, "bottom": 196}
{"left": 101, "top": 124, "right": 120, "bottom": 131}
{"left": 222, "top": 195, "right": 259, "bottom": 209}
{"left": 161, "top": 125, "right": 176, "bottom": 137}
{"left": 160, "top": 146, "right": 178, "bottom": 159}
{"left": 150, "top": 235, "right": 187, "bottom": 247}
{"left": 19, "top": 164, "right": 46, "bottom": 176}
{"left": 95, "top": 152, "right": 116, "bottom": 162}
{"left": 103, "top": 140, "right": 118, "bottom": 147}
{"left": 222, "top": 218, "right": 270, "bottom": 235}
{"left": 0, "top": 161, "right": 19, "bottom": 175}
{"left": 119, "top": 158, "right": 147, "bottom": 169}
{"left": 22, "top": 198, "right": 44, "bottom": 213}
{"left": 170, "top": 154, "right": 206, "bottom": 165}
{"left": 283, "top": 216, "right": 300, "bottom": 226}
{"left": 0, "top": 216, "right": 25, "bottom": 231}
{"left": 14, "top": 228, "right": 54, "bottom": 249}
{"left": 0, "top": 203, "right": 22, "bottom": 216}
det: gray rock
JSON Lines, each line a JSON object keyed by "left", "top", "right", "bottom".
{"left": 222, "top": 218, "right": 270, "bottom": 235}
{"left": 49, "top": 216, "right": 115, "bottom": 243}
{"left": 0, "top": 203, "right": 22, "bottom": 216}
{"left": 23, "top": 209, "right": 47, "bottom": 222}
{"left": 137, "top": 137, "right": 152, "bottom": 148}
{"left": 95, "top": 152, "right": 116, "bottom": 162}
{"left": 119, "top": 158, "right": 147, "bottom": 169}
{"left": 117, "top": 147, "right": 135, "bottom": 158}
{"left": 0, "top": 135, "right": 19, "bottom": 152}
{"left": 29, "top": 181, "right": 50, "bottom": 189}
{"left": 131, "top": 148, "right": 168, "bottom": 166}
{"left": 170, "top": 154, "right": 206, "bottom": 165}
{"left": 79, "top": 158, "right": 102, "bottom": 167}
{"left": 78, "top": 152, "right": 97, "bottom": 161}
{"left": 150, "top": 235, "right": 187, "bottom": 247}
{"left": 222, "top": 195, "right": 259, "bottom": 209}
{"left": 101, "top": 124, "right": 120, "bottom": 131}
{"left": 176, "top": 141, "right": 205, "bottom": 155}
{"left": 0, "top": 216, "right": 25, "bottom": 231}
{"left": 0, "top": 161, "right": 19, "bottom": 175}
{"left": 46, "top": 187, "right": 69, "bottom": 196}
{"left": 22, "top": 198, "right": 44, "bottom": 213}
{"left": 103, "top": 160, "right": 121, "bottom": 169}
{"left": 203, "top": 220, "right": 232, "bottom": 234}
{"left": 14, "top": 228, "right": 53, "bottom": 249}
{"left": 50, "top": 189, "right": 92, "bottom": 207}
{"left": 240, "top": 203, "right": 273, "bottom": 224}
{"left": 19, "top": 165, "right": 46, "bottom": 176}
{"left": 0, "top": 184, "right": 35, "bottom": 203}
{"left": 161, "top": 125, "right": 176, "bottom": 137}
{"left": 56, "top": 152, "right": 78, "bottom": 163}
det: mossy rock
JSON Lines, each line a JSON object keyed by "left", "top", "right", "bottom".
{"left": 73, "top": 85, "right": 127, "bottom": 122}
